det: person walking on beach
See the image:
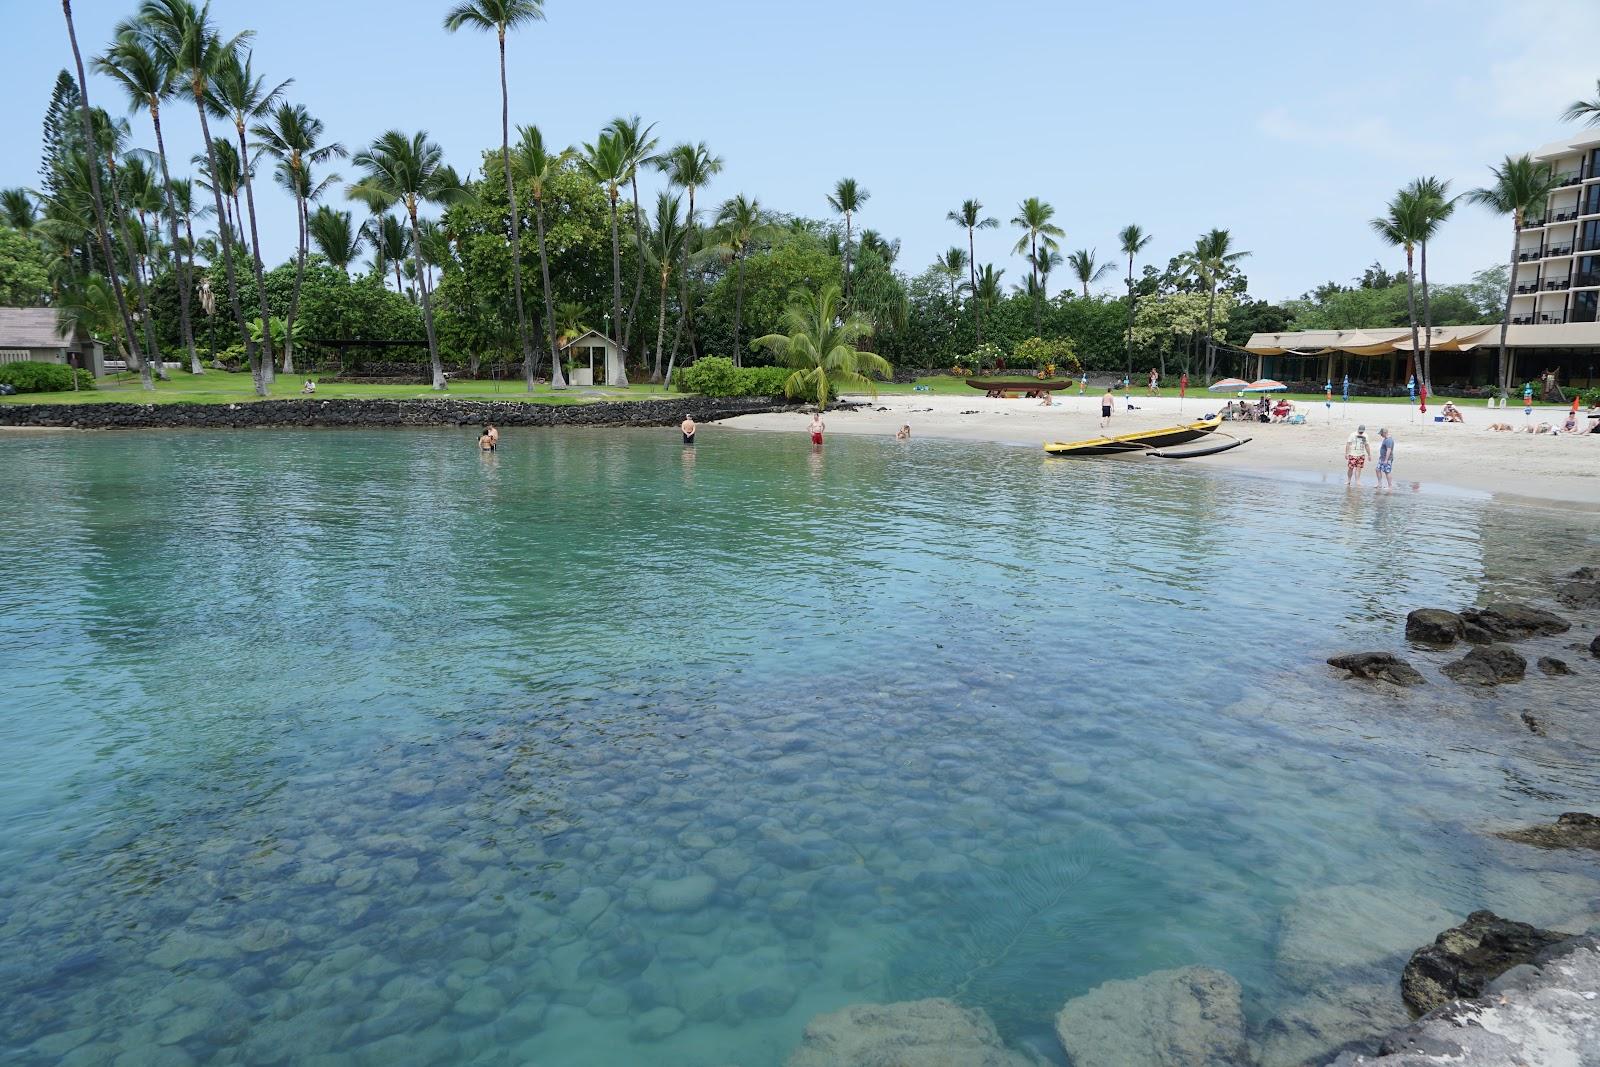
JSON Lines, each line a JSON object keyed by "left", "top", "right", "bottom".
{"left": 681, "top": 415, "right": 696, "bottom": 445}
{"left": 1148, "top": 367, "right": 1160, "bottom": 396}
{"left": 1344, "top": 424, "right": 1371, "bottom": 486}
{"left": 1100, "top": 388, "right": 1115, "bottom": 429}
{"left": 1375, "top": 428, "right": 1395, "bottom": 490}
{"left": 809, "top": 412, "right": 825, "bottom": 446}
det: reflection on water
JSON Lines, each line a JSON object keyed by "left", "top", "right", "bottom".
{"left": 0, "top": 427, "right": 1595, "bottom": 1066}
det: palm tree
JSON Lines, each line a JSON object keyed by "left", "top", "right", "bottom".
{"left": 947, "top": 199, "right": 998, "bottom": 343}
{"left": 2, "top": 188, "right": 37, "bottom": 231}
{"left": 308, "top": 205, "right": 362, "bottom": 271}
{"left": 608, "top": 115, "right": 658, "bottom": 357}
{"left": 1030, "top": 246, "right": 1063, "bottom": 296}
{"left": 644, "top": 191, "right": 687, "bottom": 382}
{"left": 1468, "top": 155, "right": 1562, "bottom": 398}
{"left": 1409, "top": 176, "right": 1456, "bottom": 394}
{"left": 1561, "top": 79, "right": 1600, "bottom": 126}
{"left": 206, "top": 46, "right": 287, "bottom": 383}
{"left": 510, "top": 124, "right": 569, "bottom": 387}
{"left": 60, "top": 0, "right": 147, "bottom": 386}
{"left": 938, "top": 246, "right": 969, "bottom": 309}
{"left": 1118, "top": 224, "right": 1152, "bottom": 380}
{"left": 975, "top": 264, "right": 1005, "bottom": 308}
{"left": 86, "top": 103, "right": 164, "bottom": 385}
{"left": 254, "top": 101, "right": 344, "bottom": 374}
{"left": 95, "top": 30, "right": 202, "bottom": 374}
{"left": 351, "top": 130, "right": 462, "bottom": 390}
{"left": 167, "top": 176, "right": 209, "bottom": 355}
{"left": 660, "top": 142, "right": 723, "bottom": 358}
{"left": 710, "top": 194, "right": 774, "bottom": 364}
{"left": 1184, "top": 229, "right": 1250, "bottom": 380}
{"left": 370, "top": 214, "right": 412, "bottom": 294}
{"left": 827, "top": 178, "right": 869, "bottom": 306}
{"left": 579, "top": 130, "right": 629, "bottom": 385}
{"left": 1064, "top": 248, "right": 1114, "bottom": 299}
{"left": 1010, "top": 198, "right": 1065, "bottom": 335}
{"left": 443, "top": 0, "right": 545, "bottom": 391}
{"left": 1371, "top": 188, "right": 1427, "bottom": 388}
{"left": 754, "top": 283, "right": 890, "bottom": 409}
{"left": 555, "top": 301, "right": 589, "bottom": 342}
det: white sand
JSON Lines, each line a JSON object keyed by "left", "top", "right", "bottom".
{"left": 721, "top": 392, "right": 1600, "bottom": 509}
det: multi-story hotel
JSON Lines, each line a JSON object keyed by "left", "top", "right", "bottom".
{"left": 1513, "top": 128, "right": 1600, "bottom": 328}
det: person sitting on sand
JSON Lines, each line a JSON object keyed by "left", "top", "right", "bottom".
{"left": 1561, "top": 411, "right": 1578, "bottom": 433}
{"left": 681, "top": 415, "right": 696, "bottom": 445}
{"left": 896, "top": 424, "right": 911, "bottom": 440}
{"left": 301, "top": 378, "right": 316, "bottom": 394}
{"left": 1489, "top": 422, "right": 1515, "bottom": 432}
{"left": 1442, "top": 401, "right": 1464, "bottom": 423}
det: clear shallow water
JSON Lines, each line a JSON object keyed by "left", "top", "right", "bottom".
{"left": 1, "top": 427, "right": 1597, "bottom": 1066}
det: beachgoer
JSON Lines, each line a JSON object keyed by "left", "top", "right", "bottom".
{"left": 478, "top": 428, "right": 495, "bottom": 452}
{"left": 301, "top": 378, "right": 316, "bottom": 394}
{"left": 1489, "top": 422, "right": 1515, "bottom": 432}
{"left": 1561, "top": 411, "right": 1578, "bottom": 433}
{"left": 1442, "top": 401, "right": 1464, "bottom": 424}
{"left": 809, "top": 413, "right": 825, "bottom": 445}
{"left": 486, "top": 423, "right": 500, "bottom": 448}
{"left": 1523, "top": 382, "right": 1534, "bottom": 420}
{"left": 1344, "top": 424, "right": 1371, "bottom": 486}
{"left": 1148, "top": 367, "right": 1160, "bottom": 396}
{"left": 1375, "top": 428, "right": 1395, "bottom": 490}
{"left": 1078, "top": 374, "right": 1087, "bottom": 395}
{"left": 1100, "top": 388, "right": 1115, "bottom": 428}
{"left": 896, "top": 424, "right": 911, "bottom": 440}
{"left": 681, "top": 415, "right": 697, "bottom": 445}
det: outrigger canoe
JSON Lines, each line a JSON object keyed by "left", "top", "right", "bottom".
{"left": 1044, "top": 416, "right": 1239, "bottom": 457}
{"left": 966, "top": 377, "right": 1076, "bottom": 396}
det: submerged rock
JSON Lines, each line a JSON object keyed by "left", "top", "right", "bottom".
{"left": 1053, "top": 966, "right": 1247, "bottom": 1067}
{"left": 786, "top": 998, "right": 1034, "bottom": 1067}
{"left": 1536, "top": 656, "right": 1574, "bottom": 676}
{"left": 1519, "top": 712, "right": 1547, "bottom": 737}
{"left": 643, "top": 872, "right": 717, "bottom": 913}
{"left": 1458, "top": 603, "right": 1571, "bottom": 643}
{"left": 1405, "top": 609, "right": 1466, "bottom": 646}
{"left": 1250, "top": 983, "right": 1410, "bottom": 1067}
{"left": 1277, "top": 885, "right": 1456, "bottom": 982}
{"left": 1592, "top": 634, "right": 1600, "bottom": 659}
{"left": 1556, "top": 567, "right": 1600, "bottom": 609}
{"left": 1401, "top": 910, "right": 1573, "bottom": 1014}
{"left": 1496, "top": 812, "right": 1600, "bottom": 852}
{"left": 1326, "top": 652, "right": 1425, "bottom": 687}
{"left": 1440, "top": 644, "right": 1525, "bottom": 686}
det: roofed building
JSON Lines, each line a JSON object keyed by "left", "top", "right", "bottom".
{"left": 0, "top": 307, "right": 105, "bottom": 377}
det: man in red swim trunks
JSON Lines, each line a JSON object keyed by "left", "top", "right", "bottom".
{"left": 1344, "top": 424, "right": 1371, "bottom": 486}
{"left": 808, "top": 412, "right": 825, "bottom": 446}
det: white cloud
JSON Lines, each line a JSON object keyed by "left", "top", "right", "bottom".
{"left": 1256, "top": 107, "right": 1451, "bottom": 164}
{"left": 1454, "top": 0, "right": 1597, "bottom": 124}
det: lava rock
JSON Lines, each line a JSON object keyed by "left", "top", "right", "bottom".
{"left": 1405, "top": 609, "right": 1466, "bottom": 646}
{"left": 1458, "top": 603, "right": 1571, "bottom": 643}
{"left": 1496, "top": 812, "right": 1600, "bottom": 851}
{"left": 1536, "top": 656, "right": 1574, "bottom": 676}
{"left": 1519, "top": 712, "right": 1547, "bottom": 737}
{"left": 1054, "top": 966, "right": 1248, "bottom": 1067}
{"left": 1556, "top": 567, "right": 1600, "bottom": 609}
{"left": 786, "top": 998, "right": 1034, "bottom": 1067}
{"left": 1327, "top": 652, "right": 1426, "bottom": 687}
{"left": 1591, "top": 634, "right": 1600, "bottom": 659}
{"left": 1440, "top": 644, "right": 1526, "bottom": 686}
{"left": 1400, "top": 910, "right": 1572, "bottom": 1014}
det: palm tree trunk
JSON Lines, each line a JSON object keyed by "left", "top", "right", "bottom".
{"left": 1403, "top": 244, "right": 1420, "bottom": 386}
{"left": 842, "top": 210, "right": 853, "bottom": 307}
{"left": 608, "top": 191, "right": 627, "bottom": 386}
{"left": 1123, "top": 254, "right": 1136, "bottom": 380}
{"left": 1496, "top": 220, "right": 1519, "bottom": 399}
{"left": 150, "top": 102, "right": 200, "bottom": 375}
{"left": 624, "top": 172, "right": 647, "bottom": 356}
{"left": 533, "top": 197, "right": 565, "bottom": 389}
{"left": 1203, "top": 284, "right": 1218, "bottom": 381}
{"left": 1030, "top": 233, "right": 1040, "bottom": 336}
{"left": 494, "top": 34, "right": 535, "bottom": 394}
{"left": 1419, "top": 237, "right": 1435, "bottom": 394}
{"left": 663, "top": 309, "right": 685, "bottom": 389}
{"left": 733, "top": 251, "right": 747, "bottom": 366}
{"left": 193, "top": 90, "right": 254, "bottom": 392}
{"left": 407, "top": 204, "right": 445, "bottom": 390}
{"left": 284, "top": 193, "right": 308, "bottom": 375}
{"left": 106, "top": 159, "right": 161, "bottom": 390}
{"left": 968, "top": 227, "right": 982, "bottom": 346}
{"left": 61, "top": 0, "right": 146, "bottom": 382}
{"left": 680, "top": 188, "right": 701, "bottom": 361}
{"left": 235, "top": 121, "right": 276, "bottom": 384}
{"left": 654, "top": 270, "right": 669, "bottom": 382}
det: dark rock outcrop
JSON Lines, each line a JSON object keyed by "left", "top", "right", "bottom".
{"left": 1519, "top": 712, "right": 1547, "bottom": 737}
{"left": 1457, "top": 603, "right": 1570, "bottom": 643}
{"left": 1496, "top": 812, "right": 1600, "bottom": 851}
{"left": 1055, "top": 966, "right": 1248, "bottom": 1067}
{"left": 1556, "top": 567, "right": 1600, "bottom": 609}
{"left": 1405, "top": 609, "right": 1465, "bottom": 646}
{"left": 1327, "top": 652, "right": 1426, "bottom": 687}
{"left": 1400, "top": 911, "right": 1574, "bottom": 1015}
{"left": 1440, "top": 644, "right": 1525, "bottom": 686}
{"left": 1591, "top": 634, "right": 1600, "bottom": 659}
{"left": 1536, "top": 656, "right": 1574, "bottom": 676}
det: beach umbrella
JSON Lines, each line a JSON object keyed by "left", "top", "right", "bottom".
{"left": 1242, "top": 379, "right": 1287, "bottom": 392}
{"left": 1208, "top": 377, "right": 1249, "bottom": 391}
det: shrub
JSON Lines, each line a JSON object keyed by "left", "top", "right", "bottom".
{"left": 963, "top": 342, "right": 1006, "bottom": 371}
{"left": 675, "top": 357, "right": 798, "bottom": 398}
{"left": 0, "top": 360, "right": 93, "bottom": 393}
{"left": 1012, "top": 337, "right": 1081, "bottom": 376}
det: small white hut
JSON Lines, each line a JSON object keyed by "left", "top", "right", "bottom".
{"left": 0, "top": 307, "right": 105, "bottom": 377}
{"left": 558, "top": 329, "right": 625, "bottom": 386}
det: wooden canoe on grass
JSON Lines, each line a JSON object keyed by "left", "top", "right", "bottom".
{"left": 966, "top": 377, "right": 1076, "bottom": 395}
{"left": 1044, "top": 416, "right": 1224, "bottom": 456}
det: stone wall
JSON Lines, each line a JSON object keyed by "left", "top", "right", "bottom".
{"left": 0, "top": 396, "right": 809, "bottom": 431}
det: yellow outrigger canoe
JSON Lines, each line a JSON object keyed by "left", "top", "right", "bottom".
{"left": 1044, "top": 416, "right": 1245, "bottom": 458}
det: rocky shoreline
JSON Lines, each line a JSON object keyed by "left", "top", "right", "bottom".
{"left": 0, "top": 395, "right": 813, "bottom": 431}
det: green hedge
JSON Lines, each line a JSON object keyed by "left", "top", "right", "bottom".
{"left": 0, "top": 360, "right": 94, "bottom": 393}
{"left": 674, "top": 357, "right": 793, "bottom": 398}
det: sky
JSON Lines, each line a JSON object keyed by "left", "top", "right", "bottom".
{"left": 7, "top": 0, "right": 1599, "bottom": 302}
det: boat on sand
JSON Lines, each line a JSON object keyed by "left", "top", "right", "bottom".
{"left": 1044, "top": 416, "right": 1247, "bottom": 458}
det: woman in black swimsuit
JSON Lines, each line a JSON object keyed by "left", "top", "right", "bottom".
{"left": 681, "top": 415, "right": 696, "bottom": 445}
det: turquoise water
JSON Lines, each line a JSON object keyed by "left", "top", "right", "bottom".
{"left": 2, "top": 427, "right": 1596, "bottom": 1066}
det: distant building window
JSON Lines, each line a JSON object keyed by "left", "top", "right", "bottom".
{"left": 0, "top": 349, "right": 33, "bottom": 364}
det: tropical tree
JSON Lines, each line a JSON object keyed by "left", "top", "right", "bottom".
{"left": 308, "top": 205, "right": 362, "bottom": 271}
{"left": 578, "top": 130, "right": 629, "bottom": 384}
{"left": 659, "top": 141, "right": 723, "bottom": 357}
{"left": 2, "top": 188, "right": 37, "bottom": 231}
{"left": 975, "top": 264, "right": 1005, "bottom": 307}
{"left": 643, "top": 191, "right": 687, "bottom": 382}
{"left": 947, "top": 200, "right": 998, "bottom": 344}
{"left": 1409, "top": 176, "right": 1456, "bottom": 394}
{"left": 94, "top": 29, "right": 202, "bottom": 373}
{"left": 1066, "top": 248, "right": 1115, "bottom": 299}
{"left": 754, "top": 283, "right": 890, "bottom": 409}
{"left": 60, "top": 0, "right": 147, "bottom": 385}
{"left": 254, "top": 101, "right": 344, "bottom": 373}
{"left": 351, "top": 130, "right": 463, "bottom": 390}
{"left": 1561, "top": 79, "right": 1600, "bottom": 126}
{"left": 1468, "top": 155, "right": 1561, "bottom": 398}
{"left": 1118, "top": 224, "right": 1152, "bottom": 378}
{"left": 1010, "top": 197, "right": 1064, "bottom": 335}
{"left": 1182, "top": 228, "right": 1250, "bottom": 380}
{"left": 443, "top": 0, "right": 545, "bottom": 390}
{"left": 608, "top": 115, "right": 658, "bottom": 357}
{"left": 937, "top": 246, "right": 969, "bottom": 309}
{"left": 509, "top": 124, "right": 569, "bottom": 387}
{"left": 828, "top": 178, "right": 869, "bottom": 306}
{"left": 1370, "top": 188, "right": 1427, "bottom": 386}
{"left": 555, "top": 301, "right": 589, "bottom": 341}
{"left": 710, "top": 193, "right": 774, "bottom": 364}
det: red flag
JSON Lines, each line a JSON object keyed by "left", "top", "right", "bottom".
{"left": 1420, "top": 382, "right": 1428, "bottom": 415}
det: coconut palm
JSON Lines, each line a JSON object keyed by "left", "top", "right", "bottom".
{"left": 84, "top": 103, "right": 164, "bottom": 384}
{"left": 1409, "top": 176, "right": 1456, "bottom": 394}
{"left": 608, "top": 115, "right": 658, "bottom": 357}
{"left": 167, "top": 177, "right": 209, "bottom": 354}
{"left": 1561, "top": 79, "right": 1600, "bottom": 126}
{"left": 643, "top": 191, "right": 687, "bottom": 382}
{"left": 254, "top": 102, "right": 344, "bottom": 373}
{"left": 135, "top": 0, "right": 256, "bottom": 387}
{"left": 1370, "top": 188, "right": 1428, "bottom": 388}
{"left": 1010, "top": 198, "right": 1064, "bottom": 335}
{"left": 509, "top": 123, "right": 569, "bottom": 387}
{"left": 94, "top": 30, "right": 202, "bottom": 373}
{"left": 2, "top": 188, "right": 37, "bottom": 231}
{"left": 975, "top": 264, "right": 1005, "bottom": 308}
{"left": 308, "top": 205, "right": 361, "bottom": 272}
{"left": 60, "top": 2, "right": 147, "bottom": 386}
{"left": 710, "top": 193, "right": 775, "bottom": 364}
{"left": 1183, "top": 229, "right": 1250, "bottom": 380}
{"left": 1468, "top": 155, "right": 1562, "bottom": 398}
{"left": 754, "top": 283, "right": 889, "bottom": 409}
{"left": 443, "top": 0, "right": 545, "bottom": 390}
{"left": 859, "top": 229, "right": 900, "bottom": 267}
{"left": 937, "top": 246, "right": 969, "bottom": 308}
{"left": 370, "top": 214, "right": 412, "bottom": 294}
{"left": 1065, "top": 249, "right": 1115, "bottom": 298}
{"left": 579, "top": 130, "right": 629, "bottom": 385}
{"left": 194, "top": 139, "right": 246, "bottom": 255}
{"left": 1030, "top": 246, "right": 1063, "bottom": 296}
{"left": 1118, "top": 224, "right": 1152, "bottom": 379}
{"left": 555, "top": 301, "right": 589, "bottom": 342}
{"left": 206, "top": 46, "right": 288, "bottom": 382}
{"left": 947, "top": 199, "right": 998, "bottom": 343}
{"left": 659, "top": 142, "right": 723, "bottom": 358}
{"left": 351, "top": 130, "right": 463, "bottom": 390}
{"left": 827, "top": 178, "right": 869, "bottom": 307}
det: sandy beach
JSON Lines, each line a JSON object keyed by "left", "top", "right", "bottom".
{"left": 723, "top": 392, "right": 1600, "bottom": 508}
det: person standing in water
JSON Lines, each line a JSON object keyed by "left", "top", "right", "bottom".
{"left": 1100, "top": 387, "right": 1115, "bottom": 429}
{"left": 809, "top": 412, "right": 826, "bottom": 445}
{"left": 681, "top": 415, "right": 696, "bottom": 445}
{"left": 1344, "top": 424, "right": 1371, "bottom": 486}
{"left": 1375, "top": 427, "right": 1395, "bottom": 490}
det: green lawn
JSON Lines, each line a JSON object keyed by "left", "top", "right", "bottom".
{"left": 0, "top": 371, "right": 679, "bottom": 406}
{"left": 869, "top": 375, "right": 1479, "bottom": 405}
